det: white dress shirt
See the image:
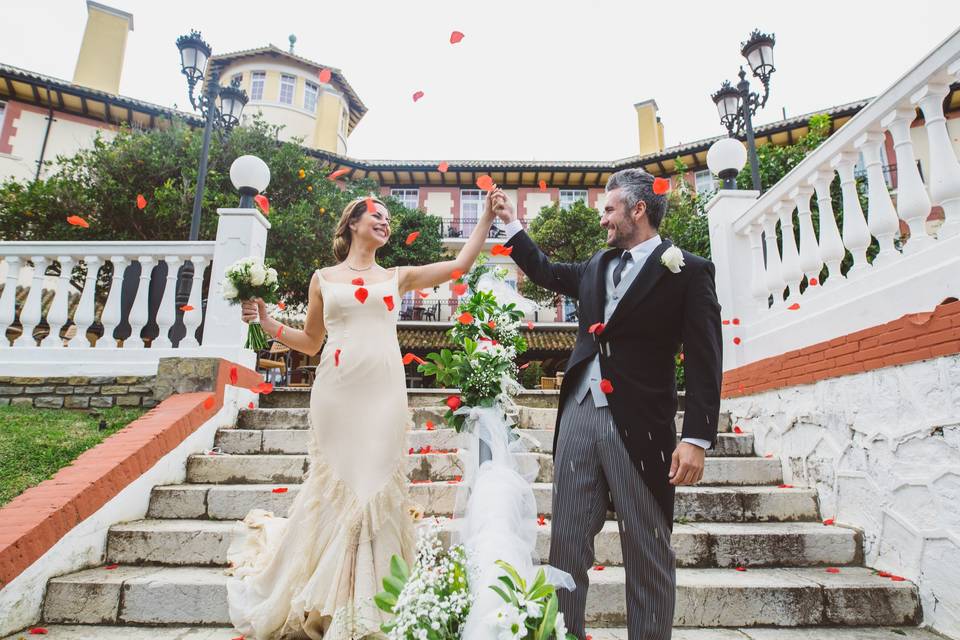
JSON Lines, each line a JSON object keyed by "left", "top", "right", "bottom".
{"left": 504, "top": 220, "right": 710, "bottom": 450}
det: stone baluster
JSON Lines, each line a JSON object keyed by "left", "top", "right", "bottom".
{"left": 180, "top": 256, "right": 209, "bottom": 349}
{"left": 40, "top": 256, "right": 74, "bottom": 348}
{"left": 761, "top": 211, "right": 786, "bottom": 306}
{"left": 912, "top": 79, "right": 960, "bottom": 238}
{"left": 0, "top": 257, "right": 22, "bottom": 343}
{"left": 776, "top": 200, "right": 804, "bottom": 302}
{"left": 125, "top": 256, "right": 155, "bottom": 349}
{"left": 856, "top": 131, "right": 902, "bottom": 266}
{"left": 69, "top": 256, "right": 100, "bottom": 348}
{"left": 152, "top": 256, "right": 182, "bottom": 349}
{"left": 832, "top": 152, "right": 872, "bottom": 276}
{"left": 881, "top": 107, "right": 934, "bottom": 253}
{"left": 748, "top": 222, "right": 769, "bottom": 314}
{"left": 96, "top": 256, "right": 127, "bottom": 349}
{"left": 809, "top": 169, "right": 845, "bottom": 289}
{"left": 14, "top": 256, "right": 48, "bottom": 348}
{"left": 790, "top": 185, "right": 823, "bottom": 294}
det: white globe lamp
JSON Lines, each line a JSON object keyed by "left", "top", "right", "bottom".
{"left": 230, "top": 155, "right": 271, "bottom": 208}
{"left": 707, "top": 138, "right": 748, "bottom": 190}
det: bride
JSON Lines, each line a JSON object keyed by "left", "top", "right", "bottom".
{"left": 227, "top": 193, "right": 498, "bottom": 639}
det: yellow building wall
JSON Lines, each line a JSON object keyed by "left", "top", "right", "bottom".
{"left": 522, "top": 192, "right": 554, "bottom": 220}
{"left": 72, "top": 5, "right": 132, "bottom": 94}
{"left": 423, "top": 191, "right": 454, "bottom": 218}
{"left": 313, "top": 91, "right": 344, "bottom": 153}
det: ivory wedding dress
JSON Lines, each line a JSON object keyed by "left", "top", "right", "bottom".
{"left": 226, "top": 268, "right": 416, "bottom": 640}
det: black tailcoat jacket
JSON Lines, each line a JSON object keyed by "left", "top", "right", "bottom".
{"left": 504, "top": 229, "right": 723, "bottom": 525}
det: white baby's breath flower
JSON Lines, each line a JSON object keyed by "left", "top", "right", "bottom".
{"left": 555, "top": 611, "right": 568, "bottom": 639}
{"left": 661, "top": 246, "right": 685, "bottom": 274}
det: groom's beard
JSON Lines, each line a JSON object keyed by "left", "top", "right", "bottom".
{"left": 606, "top": 218, "right": 640, "bottom": 249}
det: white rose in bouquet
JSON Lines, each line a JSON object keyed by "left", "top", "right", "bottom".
{"left": 221, "top": 279, "right": 239, "bottom": 300}
{"left": 249, "top": 261, "right": 267, "bottom": 286}
{"left": 223, "top": 256, "right": 280, "bottom": 351}
{"left": 265, "top": 268, "right": 278, "bottom": 286}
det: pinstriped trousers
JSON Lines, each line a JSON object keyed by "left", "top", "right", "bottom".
{"left": 549, "top": 391, "right": 676, "bottom": 639}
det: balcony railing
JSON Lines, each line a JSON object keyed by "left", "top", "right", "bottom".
{"left": 707, "top": 27, "right": 960, "bottom": 369}
{"left": 398, "top": 294, "right": 563, "bottom": 323}
{"left": 440, "top": 217, "right": 528, "bottom": 240}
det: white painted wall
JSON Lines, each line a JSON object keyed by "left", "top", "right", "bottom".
{"left": 722, "top": 354, "right": 960, "bottom": 638}
{"left": 0, "top": 383, "right": 258, "bottom": 637}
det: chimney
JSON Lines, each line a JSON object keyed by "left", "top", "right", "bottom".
{"left": 634, "top": 99, "right": 665, "bottom": 157}
{"left": 73, "top": 1, "right": 134, "bottom": 94}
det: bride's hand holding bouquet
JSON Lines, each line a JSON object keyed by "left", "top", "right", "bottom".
{"left": 223, "top": 257, "right": 280, "bottom": 350}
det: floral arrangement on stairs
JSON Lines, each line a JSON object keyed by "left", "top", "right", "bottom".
{"left": 376, "top": 255, "right": 575, "bottom": 640}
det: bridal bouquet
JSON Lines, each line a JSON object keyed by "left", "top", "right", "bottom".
{"left": 487, "top": 560, "right": 575, "bottom": 640}
{"left": 221, "top": 256, "right": 279, "bottom": 350}
{"left": 417, "top": 256, "right": 529, "bottom": 432}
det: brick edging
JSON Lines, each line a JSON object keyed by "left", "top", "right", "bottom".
{"left": 722, "top": 299, "right": 960, "bottom": 398}
{"left": 0, "top": 359, "right": 262, "bottom": 589}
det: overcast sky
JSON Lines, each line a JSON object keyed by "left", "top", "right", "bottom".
{"left": 4, "top": 1, "right": 959, "bottom": 162}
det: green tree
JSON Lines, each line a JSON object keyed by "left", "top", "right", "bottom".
{"left": 0, "top": 116, "right": 446, "bottom": 307}
{"left": 661, "top": 157, "right": 711, "bottom": 260}
{"left": 517, "top": 200, "right": 606, "bottom": 311}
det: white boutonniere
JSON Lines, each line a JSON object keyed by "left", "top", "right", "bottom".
{"left": 660, "top": 246, "right": 685, "bottom": 274}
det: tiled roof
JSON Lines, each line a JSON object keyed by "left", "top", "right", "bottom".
{"left": 398, "top": 327, "right": 576, "bottom": 352}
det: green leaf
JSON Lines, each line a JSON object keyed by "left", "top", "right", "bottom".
{"left": 373, "top": 591, "right": 396, "bottom": 614}
{"left": 489, "top": 584, "right": 513, "bottom": 604}
{"left": 390, "top": 555, "right": 409, "bottom": 582}
{"left": 382, "top": 574, "right": 405, "bottom": 597}
{"left": 536, "top": 592, "right": 558, "bottom": 640}
{"left": 495, "top": 559, "right": 526, "bottom": 592}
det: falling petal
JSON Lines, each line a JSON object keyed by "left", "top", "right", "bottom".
{"left": 180, "top": 305, "right": 194, "bottom": 312}
{"left": 412, "top": 90, "right": 425, "bottom": 102}
{"left": 366, "top": 197, "right": 376, "bottom": 213}
{"left": 203, "top": 395, "right": 215, "bottom": 410}
{"left": 351, "top": 277, "right": 365, "bottom": 286}
{"left": 383, "top": 295, "right": 395, "bottom": 311}
{"left": 405, "top": 231, "right": 420, "bottom": 245}
{"left": 652, "top": 176, "right": 671, "bottom": 195}
{"left": 452, "top": 283, "right": 467, "bottom": 296}
{"left": 66, "top": 215, "right": 90, "bottom": 228}
{"left": 733, "top": 337, "right": 742, "bottom": 345}
{"left": 476, "top": 175, "right": 495, "bottom": 191}
{"left": 788, "top": 302, "right": 801, "bottom": 310}
{"left": 451, "top": 269, "right": 464, "bottom": 280}
{"left": 354, "top": 287, "right": 369, "bottom": 304}
{"left": 588, "top": 322, "right": 605, "bottom": 335}
{"left": 318, "top": 68, "right": 332, "bottom": 83}
{"left": 328, "top": 167, "right": 350, "bottom": 180}
{"left": 527, "top": 321, "right": 534, "bottom": 330}
{"left": 416, "top": 290, "right": 430, "bottom": 299}
{"left": 449, "top": 30, "right": 465, "bottom": 44}
{"left": 438, "top": 161, "right": 449, "bottom": 173}
{"left": 278, "top": 301, "right": 287, "bottom": 311}
{"left": 599, "top": 379, "right": 613, "bottom": 394}
{"left": 229, "top": 366, "right": 238, "bottom": 385}
{"left": 539, "top": 179, "right": 548, "bottom": 191}
{"left": 272, "top": 487, "right": 288, "bottom": 493}
{"left": 254, "top": 194, "right": 270, "bottom": 215}
{"left": 335, "top": 349, "right": 342, "bottom": 366}
{"left": 809, "top": 277, "right": 819, "bottom": 286}
{"left": 136, "top": 194, "right": 147, "bottom": 210}
{"left": 458, "top": 312, "right": 474, "bottom": 325}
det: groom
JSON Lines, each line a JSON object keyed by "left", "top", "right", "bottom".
{"left": 492, "top": 168, "right": 722, "bottom": 639}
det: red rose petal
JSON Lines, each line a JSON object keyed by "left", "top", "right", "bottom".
{"left": 826, "top": 567, "right": 840, "bottom": 574}
{"left": 408, "top": 447, "right": 414, "bottom": 455}
{"left": 104, "top": 563, "right": 119, "bottom": 570}
{"left": 823, "top": 518, "right": 835, "bottom": 526}
{"left": 588, "top": 322, "right": 605, "bottom": 335}
{"left": 451, "top": 269, "right": 464, "bottom": 280}
{"left": 538, "top": 179, "right": 547, "bottom": 191}
{"left": 248, "top": 402, "right": 255, "bottom": 409}
{"left": 593, "top": 565, "right": 605, "bottom": 571}
{"left": 29, "top": 628, "right": 48, "bottom": 635}
{"left": 445, "top": 395, "right": 462, "bottom": 411}
{"left": 778, "top": 484, "right": 794, "bottom": 489}
{"left": 254, "top": 194, "right": 270, "bottom": 215}
{"left": 733, "top": 337, "right": 742, "bottom": 345}
{"left": 486, "top": 320, "right": 496, "bottom": 329}
{"left": 527, "top": 321, "right": 534, "bottom": 330}
{"left": 203, "top": 395, "right": 215, "bottom": 410}
{"left": 732, "top": 318, "right": 741, "bottom": 325}
{"left": 334, "top": 348, "right": 342, "bottom": 366}
{"left": 383, "top": 295, "right": 395, "bottom": 311}
{"left": 735, "top": 566, "right": 747, "bottom": 572}
{"left": 891, "top": 575, "right": 906, "bottom": 581}
{"left": 537, "top": 515, "right": 546, "bottom": 526}
{"left": 229, "top": 366, "right": 238, "bottom": 385}
{"left": 354, "top": 287, "right": 368, "bottom": 304}
{"left": 878, "top": 571, "right": 892, "bottom": 578}
{"left": 765, "top": 453, "right": 774, "bottom": 458}
{"left": 180, "top": 304, "right": 194, "bottom": 312}
{"left": 252, "top": 382, "right": 274, "bottom": 395}
{"left": 809, "top": 277, "right": 819, "bottom": 286}
{"left": 272, "top": 487, "right": 288, "bottom": 493}
{"left": 519, "top": 362, "right": 530, "bottom": 369}
{"left": 66, "top": 215, "right": 90, "bottom": 228}
{"left": 599, "top": 379, "right": 614, "bottom": 394}
{"left": 405, "top": 231, "right": 420, "bottom": 245}
{"left": 438, "top": 161, "right": 449, "bottom": 173}
{"left": 136, "top": 194, "right": 147, "bottom": 210}
{"left": 328, "top": 167, "right": 350, "bottom": 180}
{"left": 458, "top": 312, "right": 474, "bottom": 325}
{"left": 318, "top": 68, "right": 332, "bottom": 83}
{"left": 402, "top": 353, "right": 426, "bottom": 366}
{"left": 416, "top": 289, "right": 430, "bottom": 299}
{"left": 426, "top": 420, "right": 435, "bottom": 430}
{"left": 652, "top": 176, "right": 671, "bottom": 195}
{"left": 412, "top": 90, "right": 425, "bottom": 102}
{"left": 449, "top": 30, "right": 465, "bottom": 44}
{"left": 452, "top": 283, "right": 467, "bottom": 296}
{"left": 365, "top": 197, "right": 376, "bottom": 213}
{"left": 476, "top": 175, "right": 495, "bottom": 191}
{"left": 278, "top": 301, "right": 286, "bottom": 311}
{"left": 491, "top": 244, "right": 512, "bottom": 256}
{"left": 351, "top": 277, "right": 365, "bottom": 286}
{"left": 733, "top": 425, "right": 743, "bottom": 434}
{"left": 788, "top": 302, "right": 801, "bottom": 310}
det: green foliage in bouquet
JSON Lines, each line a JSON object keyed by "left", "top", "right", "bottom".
{"left": 487, "top": 560, "right": 576, "bottom": 640}
{"left": 222, "top": 257, "right": 280, "bottom": 350}
{"left": 416, "top": 255, "right": 529, "bottom": 431}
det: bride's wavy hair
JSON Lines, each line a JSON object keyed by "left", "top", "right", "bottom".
{"left": 332, "top": 196, "right": 388, "bottom": 262}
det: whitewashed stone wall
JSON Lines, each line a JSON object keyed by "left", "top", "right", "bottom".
{"left": 722, "top": 354, "right": 960, "bottom": 638}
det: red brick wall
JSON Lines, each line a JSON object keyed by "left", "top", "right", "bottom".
{"left": 722, "top": 299, "right": 960, "bottom": 398}
{"left": 0, "top": 359, "right": 261, "bottom": 589}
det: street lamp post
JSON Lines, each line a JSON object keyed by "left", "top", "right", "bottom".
{"left": 176, "top": 30, "right": 249, "bottom": 241}
{"left": 711, "top": 30, "right": 776, "bottom": 193}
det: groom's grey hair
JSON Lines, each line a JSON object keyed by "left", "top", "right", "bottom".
{"left": 605, "top": 168, "right": 667, "bottom": 230}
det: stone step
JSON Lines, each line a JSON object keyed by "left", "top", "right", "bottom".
{"left": 235, "top": 406, "right": 585, "bottom": 430}
{"left": 148, "top": 483, "right": 819, "bottom": 523}
{"left": 184, "top": 454, "right": 781, "bottom": 486}
{"left": 4, "top": 627, "right": 945, "bottom": 640}
{"left": 106, "top": 519, "right": 860, "bottom": 569}
{"left": 260, "top": 388, "right": 577, "bottom": 409}
{"left": 41, "top": 565, "right": 919, "bottom": 627}
{"left": 215, "top": 428, "right": 754, "bottom": 457}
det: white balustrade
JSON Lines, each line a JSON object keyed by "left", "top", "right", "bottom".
{"left": 912, "top": 80, "right": 960, "bottom": 238}
{"left": 882, "top": 107, "right": 934, "bottom": 253}
{"left": 709, "top": 27, "right": 960, "bottom": 369}
{"left": 0, "top": 207, "right": 264, "bottom": 376}
{"left": 856, "top": 131, "right": 902, "bottom": 265}
{"left": 809, "top": 169, "right": 845, "bottom": 288}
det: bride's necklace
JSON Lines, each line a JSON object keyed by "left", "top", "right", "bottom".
{"left": 347, "top": 263, "right": 374, "bottom": 272}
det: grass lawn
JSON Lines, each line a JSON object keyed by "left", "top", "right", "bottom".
{"left": 0, "top": 405, "right": 146, "bottom": 508}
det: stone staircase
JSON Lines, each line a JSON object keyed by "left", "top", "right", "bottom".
{"left": 11, "top": 389, "right": 945, "bottom": 639}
